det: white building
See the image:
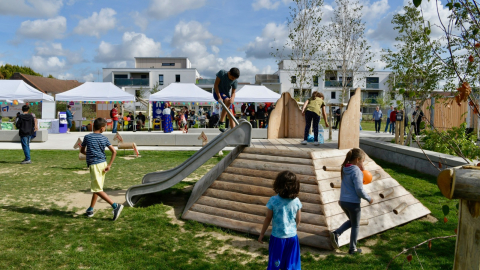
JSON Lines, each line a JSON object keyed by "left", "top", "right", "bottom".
{"left": 256, "top": 60, "right": 393, "bottom": 113}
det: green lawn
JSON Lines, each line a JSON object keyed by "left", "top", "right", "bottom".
{"left": 0, "top": 150, "right": 457, "bottom": 269}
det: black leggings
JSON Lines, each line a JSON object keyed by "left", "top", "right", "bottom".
{"left": 304, "top": 110, "right": 320, "bottom": 141}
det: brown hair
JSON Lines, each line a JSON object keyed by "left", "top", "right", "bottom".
{"left": 311, "top": 91, "right": 324, "bottom": 99}
{"left": 93, "top": 118, "right": 107, "bottom": 131}
{"left": 273, "top": 171, "right": 300, "bottom": 199}
{"left": 341, "top": 148, "right": 366, "bottom": 179}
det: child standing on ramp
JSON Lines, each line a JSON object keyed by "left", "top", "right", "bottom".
{"left": 258, "top": 171, "right": 302, "bottom": 270}
{"left": 301, "top": 91, "right": 329, "bottom": 146}
{"left": 81, "top": 118, "right": 123, "bottom": 221}
{"left": 329, "top": 148, "right": 373, "bottom": 254}
{"left": 213, "top": 67, "right": 240, "bottom": 132}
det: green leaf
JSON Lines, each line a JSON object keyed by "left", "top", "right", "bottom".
{"left": 442, "top": 205, "right": 450, "bottom": 216}
{"left": 413, "top": 0, "right": 422, "bottom": 8}
{"left": 399, "top": 88, "right": 406, "bottom": 95}
{"left": 454, "top": 3, "right": 461, "bottom": 8}
{"left": 446, "top": 2, "right": 453, "bottom": 10}
{"left": 456, "top": 203, "right": 459, "bottom": 210}
{"left": 473, "top": 29, "right": 479, "bottom": 36}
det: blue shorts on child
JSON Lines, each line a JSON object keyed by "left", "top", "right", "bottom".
{"left": 268, "top": 235, "right": 301, "bottom": 270}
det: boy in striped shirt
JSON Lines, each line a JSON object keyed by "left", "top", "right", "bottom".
{"left": 81, "top": 118, "right": 123, "bottom": 220}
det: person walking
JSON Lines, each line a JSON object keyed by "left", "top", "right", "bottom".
{"left": 373, "top": 106, "right": 383, "bottom": 133}
{"left": 258, "top": 171, "right": 302, "bottom": 270}
{"left": 359, "top": 109, "right": 363, "bottom": 131}
{"left": 389, "top": 107, "right": 397, "bottom": 135}
{"left": 16, "top": 105, "right": 35, "bottom": 164}
{"left": 66, "top": 105, "right": 75, "bottom": 133}
{"left": 384, "top": 105, "right": 393, "bottom": 133}
{"left": 334, "top": 107, "right": 341, "bottom": 130}
{"left": 111, "top": 104, "right": 119, "bottom": 133}
{"left": 412, "top": 106, "right": 424, "bottom": 135}
{"left": 301, "top": 92, "right": 329, "bottom": 146}
{"left": 329, "top": 148, "right": 373, "bottom": 255}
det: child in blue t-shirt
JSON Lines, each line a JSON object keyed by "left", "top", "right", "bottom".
{"left": 258, "top": 171, "right": 302, "bottom": 270}
{"left": 80, "top": 118, "right": 123, "bottom": 221}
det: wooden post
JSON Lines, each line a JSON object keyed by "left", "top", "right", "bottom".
{"left": 338, "top": 88, "right": 361, "bottom": 149}
{"left": 437, "top": 168, "right": 480, "bottom": 269}
{"left": 330, "top": 180, "right": 341, "bottom": 188}
{"left": 399, "top": 116, "right": 405, "bottom": 145}
{"left": 393, "top": 202, "right": 407, "bottom": 215}
{"left": 395, "top": 118, "right": 400, "bottom": 144}
{"left": 323, "top": 166, "right": 341, "bottom": 172}
{"left": 359, "top": 219, "right": 369, "bottom": 226}
{"left": 379, "top": 188, "right": 394, "bottom": 199}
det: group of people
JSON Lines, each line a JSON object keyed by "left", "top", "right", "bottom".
{"left": 372, "top": 105, "right": 425, "bottom": 135}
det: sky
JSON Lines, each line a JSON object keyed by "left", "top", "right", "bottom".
{"left": 0, "top": 0, "right": 452, "bottom": 83}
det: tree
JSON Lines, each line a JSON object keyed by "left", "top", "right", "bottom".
{"left": 274, "top": 0, "right": 324, "bottom": 102}
{"left": 381, "top": 4, "right": 443, "bottom": 114}
{"left": 324, "top": 0, "right": 375, "bottom": 103}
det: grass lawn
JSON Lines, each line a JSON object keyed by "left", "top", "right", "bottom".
{"left": 0, "top": 150, "right": 458, "bottom": 269}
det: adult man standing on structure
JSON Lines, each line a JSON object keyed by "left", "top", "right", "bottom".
{"left": 373, "top": 106, "right": 382, "bottom": 133}
{"left": 213, "top": 67, "right": 240, "bottom": 132}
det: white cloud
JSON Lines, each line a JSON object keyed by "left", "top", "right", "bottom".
{"left": 34, "top": 42, "right": 85, "bottom": 65}
{"left": 171, "top": 21, "right": 221, "bottom": 47}
{"left": 130, "top": 11, "right": 148, "bottom": 31}
{"left": 147, "top": 0, "right": 206, "bottom": 20}
{"left": 252, "top": 0, "right": 280, "bottom": 11}
{"left": 24, "top": 56, "right": 66, "bottom": 75}
{"left": 261, "top": 65, "right": 274, "bottom": 74}
{"left": 16, "top": 16, "right": 66, "bottom": 40}
{"left": 57, "top": 73, "right": 75, "bottom": 80}
{"left": 244, "top": 23, "right": 288, "bottom": 59}
{"left": 361, "top": 0, "right": 389, "bottom": 22}
{"left": 83, "top": 73, "right": 94, "bottom": 82}
{"left": 73, "top": 8, "right": 117, "bottom": 38}
{"left": 211, "top": 46, "right": 219, "bottom": 54}
{"left": 0, "top": 0, "right": 63, "bottom": 17}
{"left": 94, "top": 32, "right": 162, "bottom": 66}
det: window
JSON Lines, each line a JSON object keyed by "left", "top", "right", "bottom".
{"left": 175, "top": 74, "right": 181, "bottom": 82}
{"left": 297, "top": 64, "right": 310, "bottom": 68}
{"left": 337, "top": 65, "right": 342, "bottom": 69}
{"left": 291, "top": 76, "right": 296, "bottom": 83}
{"left": 366, "top": 77, "right": 379, "bottom": 83}
{"left": 162, "top": 63, "right": 175, "bottom": 66}
{"left": 141, "top": 75, "right": 147, "bottom": 79}
{"left": 114, "top": 74, "right": 128, "bottom": 79}
{"left": 331, "top": 91, "right": 336, "bottom": 99}
{"left": 313, "top": 76, "right": 318, "bottom": 87}
{"left": 159, "top": 75, "right": 164, "bottom": 85}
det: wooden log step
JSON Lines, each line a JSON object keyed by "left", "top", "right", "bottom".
{"left": 231, "top": 159, "right": 315, "bottom": 176}
{"left": 312, "top": 156, "right": 374, "bottom": 168}
{"left": 243, "top": 147, "right": 312, "bottom": 159}
{"left": 336, "top": 202, "right": 430, "bottom": 247}
{"left": 218, "top": 173, "right": 319, "bottom": 194}
{"left": 182, "top": 210, "right": 333, "bottom": 250}
{"left": 209, "top": 181, "right": 322, "bottom": 204}
{"left": 310, "top": 149, "right": 351, "bottom": 160}
{"left": 223, "top": 167, "right": 317, "bottom": 184}
{"left": 202, "top": 189, "right": 324, "bottom": 215}
{"left": 315, "top": 164, "right": 383, "bottom": 181}
{"left": 320, "top": 178, "right": 401, "bottom": 205}
{"left": 192, "top": 200, "right": 329, "bottom": 232}
{"left": 317, "top": 169, "right": 391, "bottom": 191}
{"left": 237, "top": 153, "right": 313, "bottom": 166}
{"left": 322, "top": 185, "right": 413, "bottom": 217}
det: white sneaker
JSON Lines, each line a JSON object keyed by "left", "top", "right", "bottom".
{"left": 314, "top": 142, "right": 320, "bottom": 146}
{"left": 301, "top": 140, "right": 308, "bottom": 145}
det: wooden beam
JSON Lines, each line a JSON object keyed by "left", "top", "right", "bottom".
{"left": 223, "top": 167, "right": 317, "bottom": 184}
{"left": 243, "top": 147, "right": 312, "bottom": 159}
{"left": 379, "top": 188, "right": 395, "bottom": 199}
{"left": 438, "top": 168, "right": 480, "bottom": 202}
{"left": 323, "top": 166, "right": 341, "bottom": 172}
{"left": 393, "top": 202, "right": 408, "bottom": 215}
{"left": 231, "top": 159, "right": 316, "bottom": 176}
{"left": 237, "top": 153, "right": 313, "bottom": 166}
{"left": 320, "top": 178, "right": 401, "bottom": 204}
{"left": 453, "top": 199, "right": 480, "bottom": 269}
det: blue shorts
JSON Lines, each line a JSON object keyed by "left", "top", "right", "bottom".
{"left": 267, "top": 235, "right": 301, "bottom": 270}
{"left": 213, "top": 92, "right": 233, "bottom": 109}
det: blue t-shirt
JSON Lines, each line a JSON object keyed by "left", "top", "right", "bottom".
{"left": 266, "top": 195, "right": 302, "bottom": 238}
{"left": 81, "top": 133, "right": 111, "bottom": 166}
{"left": 66, "top": 110, "right": 73, "bottom": 120}
{"left": 216, "top": 69, "right": 238, "bottom": 96}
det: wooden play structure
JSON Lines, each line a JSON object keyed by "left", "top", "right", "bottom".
{"left": 182, "top": 146, "right": 430, "bottom": 249}
{"left": 338, "top": 87, "right": 361, "bottom": 149}
{"left": 198, "top": 131, "right": 223, "bottom": 156}
{"left": 267, "top": 92, "right": 306, "bottom": 139}
{"left": 437, "top": 167, "right": 480, "bottom": 269}
{"left": 73, "top": 138, "right": 86, "bottom": 160}
{"left": 113, "top": 133, "right": 140, "bottom": 157}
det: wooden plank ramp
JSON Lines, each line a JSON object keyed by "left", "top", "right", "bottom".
{"left": 182, "top": 146, "right": 431, "bottom": 250}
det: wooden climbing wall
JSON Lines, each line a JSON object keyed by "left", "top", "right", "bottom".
{"left": 338, "top": 88, "right": 361, "bottom": 149}
{"left": 267, "top": 92, "right": 306, "bottom": 139}
{"left": 183, "top": 147, "right": 431, "bottom": 249}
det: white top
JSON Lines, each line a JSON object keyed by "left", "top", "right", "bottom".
{"left": 163, "top": 108, "right": 171, "bottom": 115}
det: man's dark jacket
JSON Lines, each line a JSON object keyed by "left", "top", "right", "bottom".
{"left": 16, "top": 114, "right": 35, "bottom": 137}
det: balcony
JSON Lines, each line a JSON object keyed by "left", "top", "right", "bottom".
{"left": 366, "top": 83, "right": 379, "bottom": 89}
{"left": 196, "top": 79, "right": 216, "bottom": 85}
{"left": 114, "top": 78, "right": 149, "bottom": 87}
{"left": 325, "top": 81, "right": 353, "bottom": 87}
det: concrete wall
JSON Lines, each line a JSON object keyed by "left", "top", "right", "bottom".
{"left": 360, "top": 138, "right": 468, "bottom": 177}
{"left": 0, "top": 130, "right": 48, "bottom": 142}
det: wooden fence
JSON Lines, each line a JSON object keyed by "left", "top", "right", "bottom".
{"left": 421, "top": 97, "right": 468, "bottom": 131}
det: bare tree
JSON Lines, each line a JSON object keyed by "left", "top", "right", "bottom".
{"left": 324, "top": 0, "right": 375, "bottom": 103}
{"left": 274, "top": 0, "right": 325, "bottom": 102}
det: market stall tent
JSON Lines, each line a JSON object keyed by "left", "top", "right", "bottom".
{"left": 0, "top": 80, "right": 54, "bottom": 101}
{"left": 149, "top": 83, "right": 215, "bottom": 102}
{"left": 55, "top": 82, "right": 135, "bottom": 102}
{"left": 234, "top": 85, "right": 280, "bottom": 103}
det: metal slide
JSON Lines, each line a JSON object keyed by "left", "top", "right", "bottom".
{"left": 125, "top": 102, "right": 251, "bottom": 206}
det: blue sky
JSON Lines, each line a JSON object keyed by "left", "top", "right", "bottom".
{"left": 0, "top": 0, "right": 450, "bottom": 83}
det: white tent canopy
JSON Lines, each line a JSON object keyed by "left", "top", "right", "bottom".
{"left": 149, "top": 83, "right": 215, "bottom": 102}
{"left": 55, "top": 82, "right": 135, "bottom": 102}
{"left": 235, "top": 85, "right": 280, "bottom": 103}
{"left": 0, "top": 80, "right": 54, "bottom": 101}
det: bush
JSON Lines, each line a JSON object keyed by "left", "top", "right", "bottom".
{"left": 422, "top": 123, "right": 480, "bottom": 160}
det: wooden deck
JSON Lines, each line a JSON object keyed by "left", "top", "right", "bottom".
{"left": 250, "top": 139, "right": 337, "bottom": 151}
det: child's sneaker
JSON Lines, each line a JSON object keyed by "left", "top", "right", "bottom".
{"left": 329, "top": 231, "right": 339, "bottom": 249}
{"left": 218, "top": 122, "right": 226, "bottom": 132}
{"left": 86, "top": 209, "right": 94, "bottom": 218}
{"left": 301, "top": 140, "right": 308, "bottom": 145}
{"left": 314, "top": 142, "right": 320, "bottom": 146}
{"left": 112, "top": 204, "right": 124, "bottom": 221}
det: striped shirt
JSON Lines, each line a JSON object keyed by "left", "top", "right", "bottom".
{"left": 81, "top": 133, "right": 111, "bottom": 166}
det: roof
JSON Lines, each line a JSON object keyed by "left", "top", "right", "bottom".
{"left": 10, "top": 73, "right": 83, "bottom": 95}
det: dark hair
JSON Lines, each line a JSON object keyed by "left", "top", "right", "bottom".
{"left": 312, "top": 91, "right": 324, "bottom": 99}
{"left": 273, "top": 171, "right": 300, "bottom": 199}
{"left": 341, "top": 148, "right": 366, "bottom": 179}
{"left": 229, "top": 67, "right": 240, "bottom": 79}
{"left": 93, "top": 118, "right": 107, "bottom": 131}
{"left": 67, "top": 105, "right": 71, "bottom": 109}
{"left": 22, "top": 105, "right": 29, "bottom": 112}
{"left": 114, "top": 104, "right": 118, "bottom": 108}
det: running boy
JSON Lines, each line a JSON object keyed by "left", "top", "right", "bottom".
{"left": 81, "top": 118, "right": 123, "bottom": 221}
{"left": 258, "top": 171, "right": 302, "bottom": 270}
{"left": 213, "top": 67, "right": 240, "bottom": 132}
